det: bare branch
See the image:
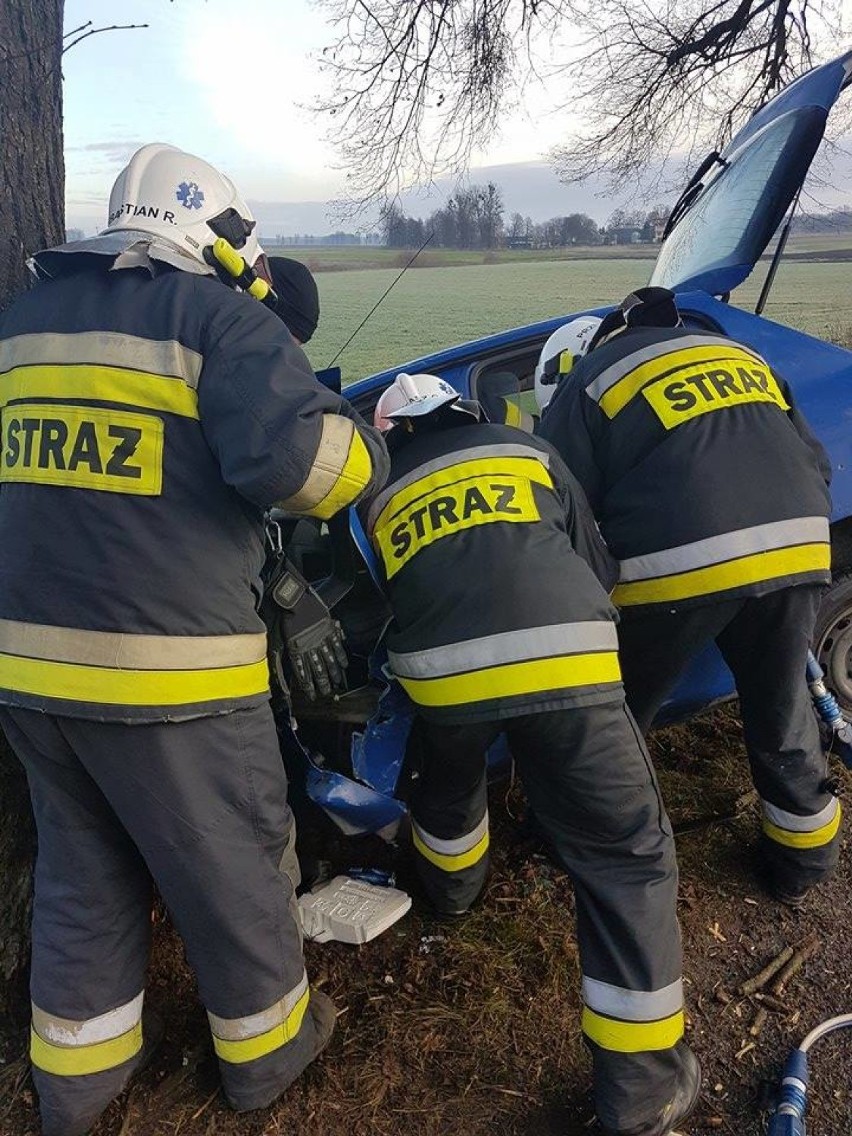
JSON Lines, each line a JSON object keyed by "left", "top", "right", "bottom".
{"left": 313, "top": 0, "right": 842, "bottom": 208}
{"left": 62, "top": 23, "right": 149, "bottom": 55}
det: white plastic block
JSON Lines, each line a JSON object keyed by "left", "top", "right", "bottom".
{"left": 298, "top": 875, "right": 412, "bottom": 944}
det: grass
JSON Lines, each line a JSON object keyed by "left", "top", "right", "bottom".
{"left": 4, "top": 243, "right": 852, "bottom": 1135}
{"left": 296, "top": 244, "right": 852, "bottom": 385}
{"left": 5, "top": 708, "right": 852, "bottom": 1136}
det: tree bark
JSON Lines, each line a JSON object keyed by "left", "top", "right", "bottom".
{"left": 0, "top": 0, "right": 65, "bottom": 1024}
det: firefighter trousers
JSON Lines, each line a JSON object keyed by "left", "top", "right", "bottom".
{"left": 0, "top": 703, "right": 331, "bottom": 1136}
{"left": 617, "top": 585, "right": 841, "bottom": 891}
{"left": 407, "top": 699, "right": 690, "bottom": 1133}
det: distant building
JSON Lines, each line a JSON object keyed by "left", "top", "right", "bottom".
{"left": 641, "top": 219, "right": 666, "bottom": 243}
{"left": 608, "top": 226, "right": 643, "bottom": 245}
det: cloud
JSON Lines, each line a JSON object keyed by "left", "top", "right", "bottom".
{"left": 66, "top": 141, "right": 143, "bottom": 161}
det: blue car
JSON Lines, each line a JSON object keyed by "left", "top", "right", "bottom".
{"left": 285, "top": 49, "right": 852, "bottom": 840}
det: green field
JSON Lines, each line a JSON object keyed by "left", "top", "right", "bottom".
{"left": 298, "top": 250, "right": 852, "bottom": 385}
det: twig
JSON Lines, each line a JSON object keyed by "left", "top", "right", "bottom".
{"left": 754, "top": 992, "right": 792, "bottom": 1014}
{"left": 673, "top": 790, "right": 758, "bottom": 834}
{"left": 62, "top": 24, "right": 148, "bottom": 55}
{"left": 735, "top": 1040, "right": 756, "bottom": 1060}
{"left": 739, "top": 945, "right": 794, "bottom": 995}
{"left": 771, "top": 932, "right": 821, "bottom": 996}
{"left": 749, "top": 1007, "right": 769, "bottom": 1037}
{"left": 190, "top": 1087, "right": 219, "bottom": 1121}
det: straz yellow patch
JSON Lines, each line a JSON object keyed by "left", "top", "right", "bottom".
{"left": 1, "top": 403, "right": 164, "bottom": 495}
{"left": 375, "top": 473, "right": 540, "bottom": 578}
{"left": 642, "top": 359, "right": 789, "bottom": 429}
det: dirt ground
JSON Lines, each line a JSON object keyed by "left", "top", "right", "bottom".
{"left": 2, "top": 705, "right": 851, "bottom": 1136}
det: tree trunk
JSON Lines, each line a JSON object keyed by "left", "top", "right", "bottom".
{"left": 0, "top": 0, "right": 65, "bottom": 1024}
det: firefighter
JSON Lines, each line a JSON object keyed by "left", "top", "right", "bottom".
{"left": 363, "top": 372, "right": 701, "bottom": 1136}
{"left": 0, "top": 143, "right": 388, "bottom": 1136}
{"left": 478, "top": 314, "right": 603, "bottom": 430}
{"left": 533, "top": 314, "right": 602, "bottom": 415}
{"left": 538, "top": 286, "right": 840, "bottom": 907}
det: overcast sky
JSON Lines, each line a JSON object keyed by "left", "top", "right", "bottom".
{"left": 63, "top": 1, "right": 852, "bottom": 236}
{"left": 63, "top": 0, "right": 586, "bottom": 233}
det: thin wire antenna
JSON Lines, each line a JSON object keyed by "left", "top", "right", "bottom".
{"left": 326, "top": 231, "right": 435, "bottom": 368}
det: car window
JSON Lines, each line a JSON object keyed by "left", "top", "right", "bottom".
{"left": 651, "top": 107, "right": 823, "bottom": 293}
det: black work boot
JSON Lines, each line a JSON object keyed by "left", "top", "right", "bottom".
{"left": 225, "top": 988, "right": 338, "bottom": 1113}
{"left": 769, "top": 879, "right": 813, "bottom": 908}
{"left": 601, "top": 1045, "right": 702, "bottom": 1136}
{"left": 37, "top": 1008, "right": 164, "bottom": 1136}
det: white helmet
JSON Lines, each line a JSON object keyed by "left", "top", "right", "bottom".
{"left": 103, "top": 143, "right": 263, "bottom": 272}
{"left": 534, "top": 316, "right": 602, "bottom": 412}
{"left": 374, "top": 373, "right": 477, "bottom": 434}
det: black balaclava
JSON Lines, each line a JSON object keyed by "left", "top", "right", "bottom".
{"left": 591, "top": 285, "right": 681, "bottom": 349}
{"left": 268, "top": 256, "right": 320, "bottom": 343}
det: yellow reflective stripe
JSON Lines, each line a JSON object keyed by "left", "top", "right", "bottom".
{"left": 30, "top": 1022, "right": 142, "bottom": 1076}
{"left": 212, "top": 987, "right": 310, "bottom": 1065}
{"left": 0, "top": 365, "right": 199, "bottom": 419}
{"left": 277, "top": 416, "right": 373, "bottom": 518}
{"left": 598, "top": 346, "right": 763, "bottom": 418}
{"left": 309, "top": 428, "right": 372, "bottom": 520}
{"left": 763, "top": 802, "right": 842, "bottom": 849}
{"left": 582, "top": 1007, "right": 684, "bottom": 1052}
{"left": 503, "top": 400, "right": 522, "bottom": 427}
{"left": 0, "top": 654, "right": 269, "bottom": 706}
{"left": 397, "top": 651, "right": 621, "bottom": 707}
{"left": 374, "top": 456, "right": 552, "bottom": 532}
{"left": 412, "top": 827, "right": 490, "bottom": 872}
{"left": 613, "top": 544, "right": 830, "bottom": 606}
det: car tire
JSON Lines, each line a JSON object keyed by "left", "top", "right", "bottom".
{"left": 814, "top": 571, "right": 852, "bottom": 712}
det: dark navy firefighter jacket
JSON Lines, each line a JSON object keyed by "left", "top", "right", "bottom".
{"left": 0, "top": 254, "right": 388, "bottom": 721}
{"left": 539, "top": 325, "right": 832, "bottom": 611}
{"left": 362, "top": 419, "right": 621, "bottom": 725}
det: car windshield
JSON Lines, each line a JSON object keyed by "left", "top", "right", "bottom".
{"left": 651, "top": 107, "right": 823, "bottom": 293}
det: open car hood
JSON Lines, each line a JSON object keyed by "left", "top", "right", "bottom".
{"left": 650, "top": 50, "right": 852, "bottom": 295}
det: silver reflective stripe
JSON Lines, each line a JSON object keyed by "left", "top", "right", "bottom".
{"left": 276, "top": 414, "right": 356, "bottom": 513}
{"left": 762, "top": 796, "right": 839, "bottom": 833}
{"left": 0, "top": 331, "right": 203, "bottom": 387}
{"left": 584, "top": 334, "right": 762, "bottom": 404}
{"left": 412, "top": 812, "right": 488, "bottom": 857}
{"left": 366, "top": 442, "right": 551, "bottom": 532}
{"left": 618, "top": 517, "right": 830, "bottom": 583}
{"left": 0, "top": 619, "right": 267, "bottom": 670}
{"left": 32, "top": 992, "right": 144, "bottom": 1046}
{"left": 208, "top": 972, "right": 309, "bottom": 1042}
{"left": 388, "top": 621, "right": 618, "bottom": 680}
{"left": 581, "top": 976, "right": 683, "bottom": 1022}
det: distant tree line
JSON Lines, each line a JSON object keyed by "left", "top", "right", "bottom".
{"left": 794, "top": 208, "right": 852, "bottom": 233}
{"left": 382, "top": 183, "right": 505, "bottom": 249}
{"left": 382, "top": 184, "right": 671, "bottom": 249}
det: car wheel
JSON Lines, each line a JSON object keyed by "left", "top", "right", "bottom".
{"left": 814, "top": 571, "right": 852, "bottom": 713}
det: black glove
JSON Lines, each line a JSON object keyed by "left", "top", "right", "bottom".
{"left": 267, "top": 558, "right": 348, "bottom": 701}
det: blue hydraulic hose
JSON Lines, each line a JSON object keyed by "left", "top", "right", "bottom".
{"left": 806, "top": 650, "right": 852, "bottom": 769}
{"left": 767, "top": 1048, "right": 809, "bottom": 1135}
{"left": 767, "top": 1015, "right": 852, "bottom": 1134}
